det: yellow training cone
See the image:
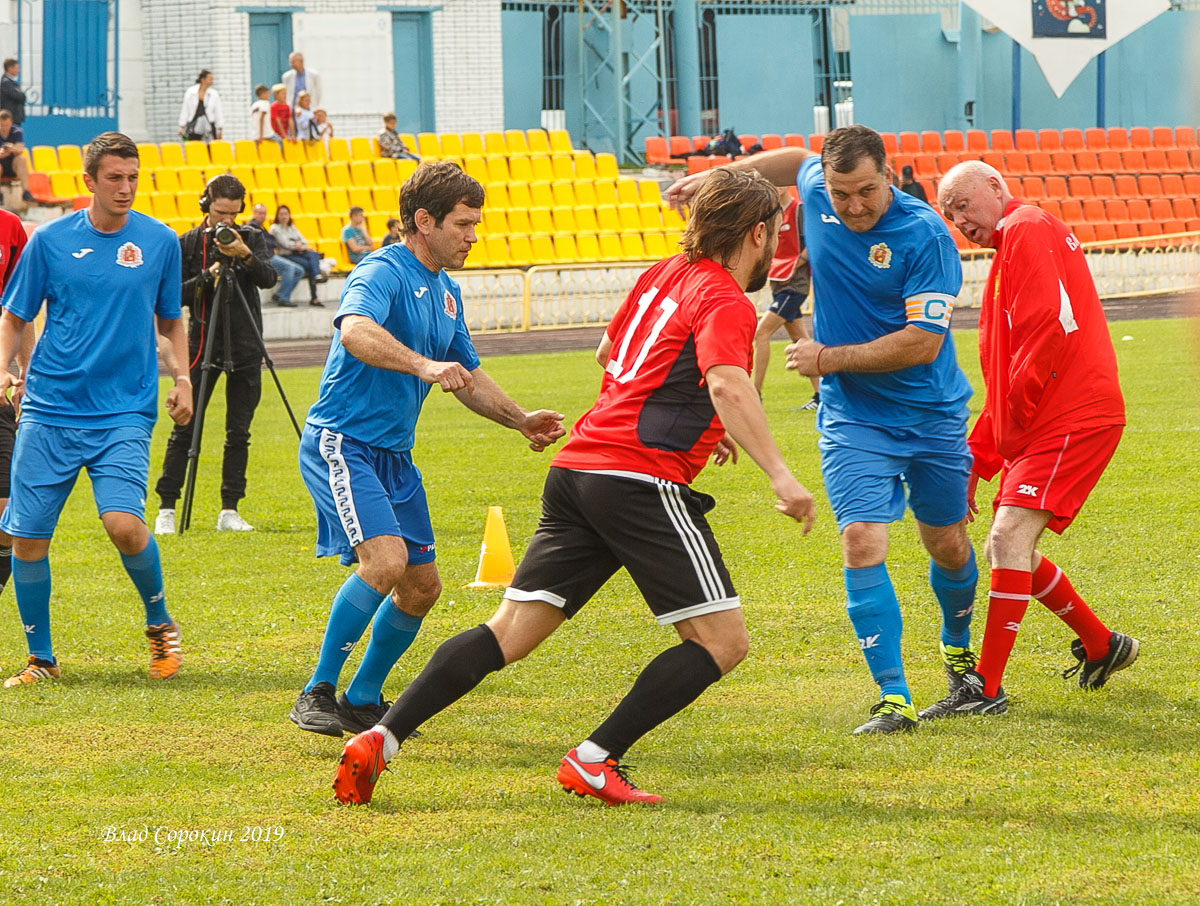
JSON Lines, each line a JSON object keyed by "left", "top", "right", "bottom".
{"left": 465, "top": 506, "right": 516, "bottom": 588}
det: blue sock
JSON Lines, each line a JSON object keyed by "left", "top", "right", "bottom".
{"left": 344, "top": 601, "right": 423, "bottom": 707}
{"left": 120, "top": 536, "right": 170, "bottom": 626}
{"left": 13, "top": 556, "right": 54, "bottom": 663}
{"left": 845, "top": 563, "right": 908, "bottom": 701}
{"left": 305, "top": 572, "right": 388, "bottom": 693}
{"left": 930, "top": 549, "right": 977, "bottom": 648}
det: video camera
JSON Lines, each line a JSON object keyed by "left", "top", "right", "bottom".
{"left": 204, "top": 223, "right": 251, "bottom": 251}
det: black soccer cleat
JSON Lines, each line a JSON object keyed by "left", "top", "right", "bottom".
{"left": 289, "top": 681, "right": 343, "bottom": 737}
{"left": 852, "top": 695, "right": 918, "bottom": 735}
{"left": 918, "top": 669, "right": 1007, "bottom": 720}
{"left": 1062, "top": 632, "right": 1139, "bottom": 689}
{"left": 940, "top": 643, "right": 979, "bottom": 696}
{"left": 335, "top": 692, "right": 392, "bottom": 735}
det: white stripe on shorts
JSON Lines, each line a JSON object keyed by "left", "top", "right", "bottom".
{"left": 318, "top": 428, "right": 364, "bottom": 548}
{"left": 654, "top": 478, "right": 723, "bottom": 602}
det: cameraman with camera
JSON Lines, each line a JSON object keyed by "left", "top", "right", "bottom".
{"left": 154, "top": 175, "right": 276, "bottom": 534}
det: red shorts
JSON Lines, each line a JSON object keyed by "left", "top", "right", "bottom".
{"left": 992, "top": 425, "right": 1123, "bottom": 534}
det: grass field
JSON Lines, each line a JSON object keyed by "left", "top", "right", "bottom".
{"left": 1, "top": 317, "right": 1197, "bottom": 905}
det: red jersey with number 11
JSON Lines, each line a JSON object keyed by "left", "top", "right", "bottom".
{"left": 553, "top": 254, "right": 757, "bottom": 485}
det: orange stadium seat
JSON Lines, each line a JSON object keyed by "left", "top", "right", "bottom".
{"left": 1165, "top": 148, "right": 1190, "bottom": 171}
{"left": 1037, "top": 129, "right": 1062, "bottom": 152}
{"left": 1061, "top": 129, "right": 1085, "bottom": 151}
{"left": 1127, "top": 198, "right": 1151, "bottom": 222}
{"left": 935, "top": 152, "right": 958, "bottom": 175}
{"left": 668, "top": 136, "right": 692, "bottom": 159}
{"left": 1149, "top": 198, "right": 1173, "bottom": 221}
{"left": 1120, "top": 149, "right": 1145, "bottom": 171}
{"left": 898, "top": 131, "right": 920, "bottom": 154}
{"left": 913, "top": 154, "right": 937, "bottom": 180}
{"left": 1129, "top": 127, "right": 1151, "bottom": 149}
{"left": 1161, "top": 174, "right": 1184, "bottom": 196}
{"left": 1116, "top": 222, "right": 1139, "bottom": 239}
{"left": 1067, "top": 176, "right": 1092, "bottom": 197}
{"left": 1080, "top": 198, "right": 1104, "bottom": 223}
{"left": 760, "top": 134, "right": 783, "bottom": 151}
{"left": 919, "top": 131, "right": 942, "bottom": 153}
{"left": 1113, "top": 173, "right": 1138, "bottom": 197}
{"left": 1073, "top": 152, "right": 1100, "bottom": 174}
{"left": 1004, "top": 153, "right": 1029, "bottom": 176}
{"left": 1144, "top": 149, "right": 1168, "bottom": 171}
{"left": 943, "top": 130, "right": 965, "bottom": 153}
{"left": 738, "top": 134, "right": 758, "bottom": 151}
{"left": 784, "top": 133, "right": 806, "bottom": 149}
{"left": 990, "top": 130, "right": 1014, "bottom": 152}
{"left": 1096, "top": 150, "right": 1122, "bottom": 172}
{"left": 1040, "top": 199, "right": 1063, "bottom": 220}
{"left": 1151, "top": 127, "right": 1175, "bottom": 148}
{"left": 1014, "top": 129, "right": 1037, "bottom": 152}
{"left": 1105, "top": 128, "right": 1129, "bottom": 151}
{"left": 645, "top": 137, "right": 671, "bottom": 165}
{"left": 1028, "top": 152, "right": 1053, "bottom": 175}
{"left": 1091, "top": 175, "right": 1115, "bottom": 198}
{"left": 1174, "top": 126, "right": 1197, "bottom": 147}
{"left": 1084, "top": 128, "right": 1107, "bottom": 150}
{"left": 1044, "top": 176, "right": 1068, "bottom": 199}
{"left": 1094, "top": 223, "right": 1117, "bottom": 241}
{"left": 1138, "top": 174, "right": 1163, "bottom": 196}
{"left": 1073, "top": 224, "right": 1096, "bottom": 242}
{"left": 965, "top": 130, "right": 988, "bottom": 152}
{"left": 981, "top": 151, "right": 1004, "bottom": 171}
{"left": 807, "top": 134, "right": 824, "bottom": 153}
{"left": 1162, "top": 219, "right": 1186, "bottom": 237}
{"left": 1021, "top": 176, "right": 1045, "bottom": 200}
{"left": 1060, "top": 199, "right": 1084, "bottom": 223}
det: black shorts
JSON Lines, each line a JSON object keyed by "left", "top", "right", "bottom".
{"left": 506, "top": 467, "right": 739, "bottom": 625}
{"left": 0, "top": 404, "right": 14, "bottom": 498}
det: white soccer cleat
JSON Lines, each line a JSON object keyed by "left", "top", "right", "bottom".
{"left": 154, "top": 509, "right": 176, "bottom": 535}
{"left": 216, "top": 509, "right": 255, "bottom": 532}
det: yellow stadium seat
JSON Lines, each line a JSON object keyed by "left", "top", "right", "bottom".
{"left": 508, "top": 183, "right": 532, "bottom": 209}
{"left": 167, "top": 218, "right": 192, "bottom": 236}
{"left": 349, "top": 186, "right": 373, "bottom": 210}
{"left": 153, "top": 169, "right": 181, "bottom": 193}
{"left": 530, "top": 208, "right": 554, "bottom": 234}
{"left": 617, "top": 203, "right": 640, "bottom": 232}
{"left": 508, "top": 235, "right": 533, "bottom": 266}
{"left": 368, "top": 212, "right": 391, "bottom": 238}
{"left": 349, "top": 137, "right": 375, "bottom": 160}
{"left": 483, "top": 131, "right": 507, "bottom": 156}
{"left": 317, "top": 237, "right": 349, "bottom": 271}
{"left": 417, "top": 133, "right": 441, "bottom": 158}
{"left": 202, "top": 166, "right": 230, "bottom": 184}
{"left": 349, "top": 160, "right": 374, "bottom": 187}
{"left": 505, "top": 129, "right": 530, "bottom": 155}
{"left": 549, "top": 130, "right": 573, "bottom": 153}
{"left": 282, "top": 140, "right": 308, "bottom": 164}
{"left": 178, "top": 168, "right": 205, "bottom": 193}
{"left": 527, "top": 129, "right": 551, "bottom": 154}
{"left": 643, "top": 231, "right": 668, "bottom": 259}
{"left": 573, "top": 152, "right": 596, "bottom": 180}
{"left": 209, "top": 141, "right": 234, "bottom": 166}
{"left": 664, "top": 229, "right": 684, "bottom": 250}
{"left": 293, "top": 214, "right": 320, "bottom": 239}
{"left": 530, "top": 234, "right": 555, "bottom": 265}
{"left": 621, "top": 233, "right": 647, "bottom": 260}
{"left": 318, "top": 213, "right": 342, "bottom": 240}
{"left": 509, "top": 156, "right": 533, "bottom": 183}
{"left": 595, "top": 153, "right": 619, "bottom": 179}
{"left": 373, "top": 158, "right": 398, "bottom": 185}
{"left": 150, "top": 193, "right": 179, "bottom": 220}
{"left": 463, "top": 241, "right": 486, "bottom": 269}
{"left": 462, "top": 133, "right": 485, "bottom": 157}
{"left": 399, "top": 134, "right": 417, "bottom": 154}
{"left": 326, "top": 187, "right": 351, "bottom": 212}
{"left": 299, "top": 187, "right": 327, "bottom": 214}
{"left": 551, "top": 154, "right": 574, "bottom": 181}
{"left": 596, "top": 204, "right": 621, "bottom": 232}
{"left": 395, "top": 159, "right": 419, "bottom": 182}
{"left": 553, "top": 234, "right": 579, "bottom": 263}
{"left": 325, "top": 162, "right": 351, "bottom": 188}
{"left": 250, "top": 189, "right": 276, "bottom": 211}
{"left": 507, "top": 208, "right": 532, "bottom": 234}
{"left": 440, "top": 134, "right": 464, "bottom": 158}
{"left": 305, "top": 140, "right": 328, "bottom": 163}
{"left": 576, "top": 232, "right": 601, "bottom": 262}
{"left": 639, "top": 180, "right": 663, "bottom": 204}
{"left": 158, "top": 144, "right": 184, "bottom": 168}
{"left": 372, "top": 186, "right": 397, "bottom": 213}
{"left": 486, "top": 157, "right": 510, "bottom": 183}
{"left": 483, "top": 209, "right": 507, "bottom": 234}
{"left": 530, "top": 181, "right": 554, "bottom": 207}
{"left": 233, "top": 140, "right": 259, "bottom": 165}
{"left": 301, "top": 162, "right": 328, "bottom": 189}
{"left": 617, "top": 179, "right": 640, "bottom": 204}
{"left": 276, "top": 188, "right": 301, "bottom": 212}
{"left": 131, "top": 194, "right": 154, "bottom": 215}
{"left": 253, "top": 164, "right": 280, "bottom": 190}
{"left": 230, "top": 164, "right": 255, "bottom": 191}
{"left": 327, "top": 138, "right": 351, "bottom": 162}
{"left": 597, "top": 232, "right": 622, "bottom": 262}
{"left": 484, "top": 235, "right": 510, "bottom": 267}
{"left": 255, "top": 140, "right": 283, "bottom": 164}
{"left": 277, "top": 164, "right": 303, "bottom": 189}
{"left": 551, "top": 206, "right": 575, "bottom": 233}
{"left": 573, "top": 181, "right": 597, "bottom": 206}
{"left": 573, "top": 206, "right": 599, "bottom": 232}
{"left": 639, "top": 202, "right": 662, "bottom": 230}
{"left": 183, "top": 141, "right": 210, "bottom": 167}
{"left": 594, "top": 180, "right": 618, "bottom": 205}
{"left": 133, "top": 144, "right": 158, "bottom": 171}
{"left": 551, "top": 181, "right": 575, "bottom": 207}
{"left": 661, "top": 205, "right": 685, "bottom": 230}
{"left": 484, "top": 182, "right": 509, "bottom": 209}
{"left": 464, "top": 157, "right": 489, "bottom": 185}
{"left": 529, "top": 155, "right": 554, "bottom": 182}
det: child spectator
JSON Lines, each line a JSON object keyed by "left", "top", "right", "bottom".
{"left": 294, "top": 90, "right": 316, "bottom": 142}
{"left": 249, "top": 84, "right": 278, "bottom": 145}
{"left": 341, "top": 206, "right": 374, "bottom": 265}
{"left": 270, "top": 83, "right": 293, "bottom": 141}
{"left": 380, "top": 218, "right": 402, "bottom": 246}
{"left": 376, "top": 113, "right": 418, "bottom": 160}
{"left": 312, "top": 108, "right": 334, "bottom": 154}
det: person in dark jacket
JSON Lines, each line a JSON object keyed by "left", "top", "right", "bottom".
{"left": 1, "top": 59, "right": 26, "bottom": 125}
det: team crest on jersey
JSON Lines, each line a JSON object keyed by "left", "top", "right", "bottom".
{"left": 443, "top": 289, "right": 457, "bottom": 319}
{"left": 116, "top": 241, "right": 144, "bottom": 268}
{"left": 868, "top": 242, "right": 892, "bottom": 269}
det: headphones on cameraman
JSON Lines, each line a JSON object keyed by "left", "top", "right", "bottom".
{"left": 199, "top": 175, "right": 246, "bottom": 215}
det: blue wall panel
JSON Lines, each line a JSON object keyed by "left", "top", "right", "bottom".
{"left": 714, "top": 11, "right": 814, "bottom": 136}
{"left": 43, "top": 0, "right": 109, "bottom": 109}
{"left": 848, "top": 13, "right": 956, "bottom": 133}
{"left": 501, "top": 8, "right": 544, "bottom": 130}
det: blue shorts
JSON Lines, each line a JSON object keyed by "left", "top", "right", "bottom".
{"left": 0, "top": 422, "right": 151, "bottom": 539}
{"left": 819, "top": 428, "right": 971, "bottom": 531}
{"left": 768, "top": 288, "right": 807, "bottom": 322}
{"left": 298, "top": 424, "right": 435, "bottom": 566}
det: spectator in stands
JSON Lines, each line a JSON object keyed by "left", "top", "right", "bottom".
{"left": 249, "top": 84, "right": 279, "bottom": 146}
{"left": 283, "top": 52, "right": 321, "bottom": 110}
{"left": 269, "top": 84, "right": 293, "bottom": 142}
{"left": 341, "top": 206, "right": 374, "bottom": 265}
{"left": 0, "top": 111, "right": 34, "bottom": 202}
{"left": 377, "top": 114, "right": 419, "bottom": 161}
{"left": 247, "top": 203, "right": 304, "bottom": 307}
{"left": 1, "top": 59, "right": 25, "bottom": 126}
{"left": 899, "top": 165, "right": 928, "bottom": 204}
{"left": 178, "top": 70, "right": 223, "bottom": 142}
{"left": 380, "top": 218, "right": 402, "bottom": 247}
{"left": 294, "top": 90, "right": 316, "bottom": 142}
{"left": 271, "top": 204, "right": 325, "bottom": 307}
{"left": 311, "top": 108, "right": 333, "bottom": 154}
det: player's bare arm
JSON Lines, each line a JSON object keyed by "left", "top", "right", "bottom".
{"left": 666, "top": 147, "right": 818, "bottom": 214}
{"left": 156, "top": 315, "right": 193, "bottom": 425}
{"left": 452, "top": 368, "right": 565, "bottom": 452}
{"left": 705, "top": 364, "right": 815, "bottom": 533}
{"left": 785, "top": 323, "right": 943, "bottom": 377}
{"left": 594, "top": 333, "right": 613, "bottom": 367}
{"left": 0, "top": 308, "right": 28, "bottom": 404}
{"left": 340, "top": 313, "right": 475, "bottom": 393}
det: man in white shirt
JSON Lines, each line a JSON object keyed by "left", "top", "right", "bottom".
{"left": 282, "top": 52, "right": 321, "bottom": 110}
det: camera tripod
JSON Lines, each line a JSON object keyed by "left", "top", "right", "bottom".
{"left": 178, "top": 255, "right": 302, "bottom": 534}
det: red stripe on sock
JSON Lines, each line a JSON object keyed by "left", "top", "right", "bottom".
{"left": 976, "top": 569, "right": 1032, "bottom": 697}
{"left": 1031, "top": 555, "right": 1110, "bottom": 660}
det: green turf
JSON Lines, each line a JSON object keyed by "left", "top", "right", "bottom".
{"left": 1, "top": 318, "right": 1197, "bottom": 905}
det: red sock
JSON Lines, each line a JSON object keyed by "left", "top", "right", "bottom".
{"left": 1031, "top": 555, "right": 1110, "bottom": 660}
{"left": 975, "top": 569, "right": 1031, "bottom": 697}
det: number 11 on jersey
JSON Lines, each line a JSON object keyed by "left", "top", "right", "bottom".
{"left": 605, "top": 287, "right": 679, "bottom": 384}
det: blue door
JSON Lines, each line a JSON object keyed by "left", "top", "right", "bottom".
{"left": 249, "top": 12, "right": 293, "bottom": 101}
{"left": 391, "top": 13, "right": 435, "bottom": 133}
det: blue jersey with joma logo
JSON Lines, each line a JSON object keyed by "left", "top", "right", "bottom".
{"left": 306, "top": 242, "right": 481, "bottom": 453}
{"left": 797, "top": 156, "right": 971, "bottom": 444}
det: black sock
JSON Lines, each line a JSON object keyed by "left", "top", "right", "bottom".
{"left": 588, "top": 639, "right": 723, "bottom": 761}
{"left": 379, "top": 623, "right": 506, "bottom": 742}
{"left": 0, "top": 545, "right": 10, "bottom": 593}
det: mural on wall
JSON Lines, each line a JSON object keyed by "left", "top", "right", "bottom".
{"left": 1033, "top": 1, "right": 1106, "bottom": 39}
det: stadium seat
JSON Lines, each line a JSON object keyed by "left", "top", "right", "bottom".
{"left": 738, "top": 134, "right": 758, "bottom": 152}
{"left": 1084, "top": 128, "right": 1107, "bottom": 150}
{"left": 178, "top": 168, "right": 205, "bottom": 193}
{"left": 507, "top": 156, "right": 532, "bottom": 183}
{"left": 1161, "top": 174, "right": 1183, "bottom": 196}
{"left": 1105, "top": 128, "right": 1129, "bottom": 151}
{"left": 434, "top": 133, "right": 461, "bottom": 159}
{"left": 1037, "top": 129, "right": 1062, "bottom": 152}
{"left": 943, "top": 130, "right": 965, "bottom": 153}
{"left": 1138, "top": 174, "right": 1163, "bottom": 197}
{"left": 275, "top": 187, "right": 300, "bottom": 211}
{"left": 249, "top": 188, "right": 276, "bottom": 211}
{"left": 668, "top": 135, "right": 693, "bottom": 159}
{"left": 643, "top": 231, "right": 668, "bottom": 259}
{"left": 1038, "top": 199, "right": 1062, "bottom": 220}
{"left": 878, "top": 132, "right": 899, "bottom": 154}
{"left": 1120, "top": 149, "right": 1145, "bottom": 171}
{"left": 1148, "top": 197, "right": 1173, "bottom": 222}
{"left": 574, "top": 232, "right": 599, "bottom": 262}
{"left": 209, "top": 141, "right": 234, "bottom": 167}
{"left": 638, "top": 180, "right": 663, "bottom": 204}
{"left": 297, "top": 161, "right": 325, "bottom": 189}
{"left": 989, "top": 130, "right": 1014, "bottom": 152}
{"left": 934, "top": 152, "right": 958, "bottom": 176}
{"left": 346, "top": 160, "right": 373, "bottom": 187}
{"left": 919, "top": 131, "right": 942, "bottom": 153}
{"left": 597, "top": 232, "right": 623, "bottom": 262}
{"left": 325, "top": 187, "right": 351, "bottom": 212}
{"left": 1027, "top": 152, "right": 1053, "bottom": 175}
{"left": 965, "top": 130, "right": 988, "bottom": 152}
{"left": 1162, "top": 219, "right": 1186, "bottom": 237}
{"left": 1073, "top": 223, "right": 1096, "bottom": 243}
{"left": 617, "top": 179, "right": 640, "bottom": 205}
{"left": 594, "top": 180, "right": 619, "bottom": 206}
{"left": 1190, "top": 148, "right": 1200, "bottom": 169}
{"left": 1091, "top": 175, "right": 1115, "bottom": 198}
{"left": 1094, "top": 222, "right": 1117, "bottom": 241}
{"left": 348, "top": 186, "right": 372, "bottom": 210}
{"left": 898, "top": 132, "right": 920, "bottom": 154}
{"left": 1044, "top": 176, "right": 1068, "bottom": 199}
{"left": 784, "top": 133, "right": 806, "bottom": 149}
{"left": 1096, "top": 149, "right": 1122, "bottom": 172}
{"left": 1115, "top": 222, "right": 1139, "bottom": 240}
{"left": 504, "top": 129, "right": 530, "bottom": 156}
{"left": 1129, "top": 127, "right": 1151, "bottom": 149}
{"left": 370, "top": 185, "right": 394, "bottom": 212}
{"left": 551, "top": 181, "right": 575, "bottom": 207}
{"left": 529, "top": 181, "right": 554, "bottom": 208}
{"left": 661, "top": 206, "right": 685, "bottom": 230}
{"left": 184, "top": 141, "right": 212, "bottom": 167}
{"left": 1059, "top": 198, "right": 1083, "bottom": 222}
{"left": 1127, "top": 198, "right": 1151, "bottom": 222}
{"left": 276, "top": 163, "right": 302, "bottom": 190}
{"left": 548, "top": 130, "right": 573, "bottom": 153}
{"left": 1021, "top": 176, "right": 1044, "bottom": 200}
{"left": 638, "top": 202, "right": 662, "bottom": 230}
{"left": 529, "top": 208, "right": 554, "bottom": 234}
{"left": 1061, "top": 128, "right": 1085, "bottom": 151}
{"left": 462, "top": 157, "right": 488, "bottom": 186}
{"left": 807, "top": 134, "right": 824, "bottom": 153}
{"left": 551, "top": 154, "right": 574, "bottom": 181}
{"left": 595, "top": 153, "right": 619, "bottom": 179}
{"left": 256, "top": 141, "right": 283, "bottom": 164}
{"left": 760, "top": 134, "right": 783, "bottom": 151}
{"left": 297, "top": 186, "right": 324, "bottom": 214}
{"left": 486, "top": 157, "right": 510, "bottom": 183}
{"left": 1004, "top": 153, "right": 1029, "bottom": 176}
{"left": 481, "top": 131, "right": 505, "bottom": 156}
{"left": 1144, "top": 148, "right": 1168, "bottom": 171}
{"left": 349, "top": 137, "right": 374, "bottom": 160}
{"left": 645, "top": 136, "right": 671, "bottom": 165}
{"left": 686, "top": 155, "right": 713, "bottom": 175}
{"left": 572, "top": 152, "right": 597, "bottom": 180}
{"left": 572, "top": 181, "right": 596, "bottom": 207}
{"left": 526, "top": 129, "right": 551, "bottom": 155}
{"left": 980, "top": 152, "right": 1004, "bottom": 171}
{"left": 1164, "top": 148, "right": 1189, "bottom": 171}
{"left": 282, "top": 141, "right": 308, "bottom": 164}
{"left": 417, "top": 133, "right": 441, "bottom": 159}
{"left": 1080, "top": 198, "right": 1104, "bottom": 223}
{"left": 150, "top": 193, "right": 179, "bottom": 220}
{"left": 1067, "top": 176, "right": 1092, "bottom": 197}
{"left": 1174, "top": 126, "right": 1197, "bottom": 147}
{"left": 1014, "top": 129, "right": 1037, "bottom": 152}
{"left": 1113, "top": 173, "right": 1138, "bottom": 197}
{"left": 1073, "top": 152, "right": 1100, "bottom": 174}
{"left": 1170, "top": 197, "right": 1196, "bottom": 221}
{"left": 317, "top": 213, "right": 342, "bottom": 239}
{"left": 47, "top": 171, "right": 75, "bottom": 198}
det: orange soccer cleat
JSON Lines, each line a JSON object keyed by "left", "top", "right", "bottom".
{"left": 333, "top": 730, "right": 388, "bottom": 805}
{"left": 146, "top": 622, "right": 182, "bottom": 680}
{"left": 4, "top": 656, "right": 61, "bottom": 688}
{"left": 556, "top": 748, "right": 663, "bottom": 805}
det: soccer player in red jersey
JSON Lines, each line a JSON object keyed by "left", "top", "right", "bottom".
{"left": 0, "top": 207, "right": 30, "bottom": 599}
{"left": 920, "top": 161, "right": 1138, "bottom": 718}
{"left": 332, "top": 167, "right": 817, "bottom": 806}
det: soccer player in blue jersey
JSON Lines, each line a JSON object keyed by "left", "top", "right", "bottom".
{"left": 290, "top": 161, "right": 565, "bottom": 737}
{"left": 669, "top": 125, "right": 978, "bottom": 734}
{"left": 0, "top": 132, "right": 195, "bottom": 687}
